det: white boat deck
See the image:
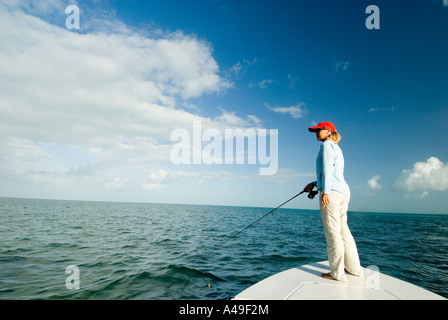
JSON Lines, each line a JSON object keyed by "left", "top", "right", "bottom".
{"left": 233, "top": 261, "right": 445, "bottom": 300}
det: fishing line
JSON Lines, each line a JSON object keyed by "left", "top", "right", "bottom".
{"left": 220, "top": 189, "right": 317, "bottom": 247}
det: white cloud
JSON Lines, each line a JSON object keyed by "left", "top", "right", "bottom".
{"left": 141, "top": 167, "right": 313, "bottom": 191}
{"left": 3, "top": 0, "right": 65, "bottom": 16}
{"left": 404, "top": 191, "right": 429, "bottom": 199}
{"left": 367, "top": 175, "right": 383, "bottom": 190}
{"left": 258, "top": 79, "right": 276, "bottom": 89}
{"left": 231, "top": 62, "right": 243, "bottom": 75}
{"left": 214, "top": 107, "right": 263, "bottom": 128}
{"left": 0, "top": 2, "right": 273, "bottom": 197}
{"left": 332, "top": 60, "right": 351, "bottom": 74}
{"left": 266, "top": 103, "right": 306, "bottom": 119}
{"left": 142, "top": 169, "right": 173, "bottom": 190}
{"left": 230, "top": 58, "right": 257, "bottom": 77}
{"left": 0, "top": 138, "right": 51, "bottom": 175}
{"left": 106, "top": 177, "right": 129, "bottom": 190}
{"left": 0, "top": 7, "right": 232, "bottom": 146}
{"left": 287, "top": 73, "right": 299, "bottom": 88}
{"left": 368, "top": 106, "right": 396, "bottom": 112}
{"left": 395, "top": 157, "right": 448, "bottom": 193}
{"left": 141, "top": 169, "right": 236, "bottom": 190}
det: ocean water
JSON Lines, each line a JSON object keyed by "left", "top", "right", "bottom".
{"left": 0, "top": 197, "right": 447, "bottom": 300}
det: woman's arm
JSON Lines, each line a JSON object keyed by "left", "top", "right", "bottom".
{"left": 321, "top": 141, "right": 335, "bottom": 195}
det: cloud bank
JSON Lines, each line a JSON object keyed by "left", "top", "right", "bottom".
{"left": 0, "top": 2, "right": 263, "bottom": 197}
{"left": 395, "top": 157, "right": 448, "bottom": 196}
{"left": 265, "top": 103, "right": 306, "bottom": 119}
{"left": 367, "top": 175, "right": 382, "bottom": 190}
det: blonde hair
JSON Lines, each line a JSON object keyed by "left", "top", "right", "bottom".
{"left": 329, "top": 131, "right": 341, "bottom": 144}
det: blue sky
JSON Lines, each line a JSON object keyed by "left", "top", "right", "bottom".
{"left": 0, "top": 0, "right": 447, "bottom": 213}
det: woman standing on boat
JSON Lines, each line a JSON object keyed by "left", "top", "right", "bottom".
{"left": 304, "top": 121, "right": 363, "bottom": 281}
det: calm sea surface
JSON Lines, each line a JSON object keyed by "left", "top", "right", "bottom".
{"left": 0, "top": 197, "right": 447, "bottom": 299}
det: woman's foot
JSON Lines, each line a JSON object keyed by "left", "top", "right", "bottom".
{"left": 321, "top": 272, "right": 337, "bottom": 280}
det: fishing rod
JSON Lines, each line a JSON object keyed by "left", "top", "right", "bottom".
{"left": 221, "top": 189, "right": 319, "bottom": 246}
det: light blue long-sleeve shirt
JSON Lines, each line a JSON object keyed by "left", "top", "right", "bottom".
{"left": 315, "top": 139, "right": 350, "bottom": 195}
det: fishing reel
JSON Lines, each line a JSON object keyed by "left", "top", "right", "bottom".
{"left": 307, "top": 190, "right": 319, "bottom": 199}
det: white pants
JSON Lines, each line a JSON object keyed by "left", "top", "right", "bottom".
{"left": 320, "top": 190, "right": 363, "bottom": 281}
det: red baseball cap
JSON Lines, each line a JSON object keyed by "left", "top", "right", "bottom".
{"left": 308, "top": 121, "right": 336, "bottom": 132}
